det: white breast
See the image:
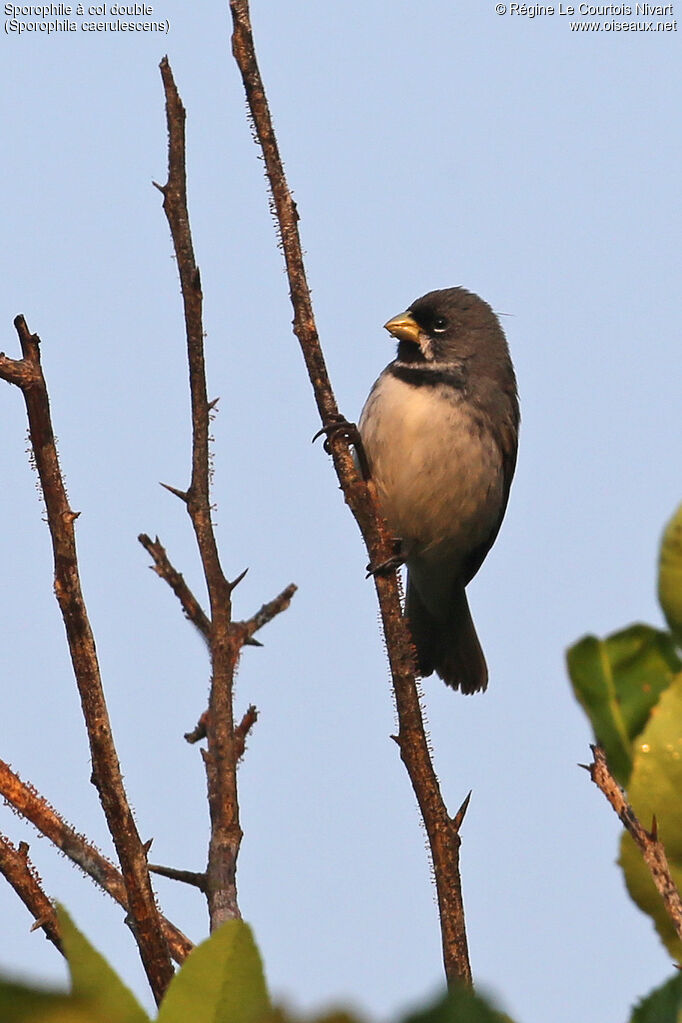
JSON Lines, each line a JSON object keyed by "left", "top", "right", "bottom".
{"left": 358, "top": 371, "right": 504, "bottom": 566}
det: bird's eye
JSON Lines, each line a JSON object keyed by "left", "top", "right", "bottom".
{"left": 433, "top": 317, "right": 448, "bottom": 332}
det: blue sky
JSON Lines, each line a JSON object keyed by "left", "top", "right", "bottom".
{"left": 1, "top": 4, "right": 680, "bottom": 1022}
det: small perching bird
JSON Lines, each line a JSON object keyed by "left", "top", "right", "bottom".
{"left": 358, "top": 287, "right": 519, "bottom": 694}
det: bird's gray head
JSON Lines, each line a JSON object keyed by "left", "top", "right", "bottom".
{"left": 385, "top": 287, "right": 508, "bottom": 367}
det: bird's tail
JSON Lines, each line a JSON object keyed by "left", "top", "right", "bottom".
{"left": 406, "top": 578, "right": 488, "bottom": 694}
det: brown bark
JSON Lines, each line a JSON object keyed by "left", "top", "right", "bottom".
{"left": 588, "top": 745, "right": 682, "bottom": 943}
{"left": 228, "top": 0, "right": 472, "bottom": 985}
{"left": 157, "top": 57, "right": 242, "bottom": 929}
{"left": 0, "top": 758, "right": 192, "bottom": 963}
{"left": 0, "top": 319, "right": 174, "bottom": 1002}
{"left": 0, "top": 834, "right": 63, "bottom": 954}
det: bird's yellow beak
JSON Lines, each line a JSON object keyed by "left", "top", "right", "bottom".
{"left": 383, "top": 311, "right": 420, "bottom": 344}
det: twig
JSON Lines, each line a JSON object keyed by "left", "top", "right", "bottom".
{"left": 0, "top": 317, "right": 174, "bottom": 1002}
{"left": 228, "top": 0, "right": 471, "bottom": 985}
{"left": 234, "top": 705, "right": 258, "bottom": 760}
{"left": 158, "top": 56, "right": 243, "bottom": 929}
{"left": 0, "top": 834, "right": 62, "bottom": 954}
{"left": 241, "top": 584, "right": 297, "bottom": 642}
{"left": 185, "top": 703, "right": 257, "bottom": 755}
{"left": 185, "top": 711, "right": 209, "bottom": 745}
{"left": 0, "top": 758, "right": 192, "bottom": 964}
{"left": 588, "top": 745, "right": 682, "bottom": 942}
{"left": 138, "top": 533, "right": 211, "bottom": 639}
{"left": 138, "top": 533, "right": 263, "bottom": 648}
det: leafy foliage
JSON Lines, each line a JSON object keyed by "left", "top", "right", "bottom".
{"left": 567, "top": 625, "right": 680, "bottom": 786}
{"left": 659, "top": 503, "right": 682, "bottom": 647}
{"left": 0, "top": 914, "right": 519, "bottom": 1023}
{"left": 618, "top": 673, "right": 682, "bottom": 960}
{"left": 403, "top": 987, "right": 515, "bottom": 1023}
{"left": 0, "top": 979, "right": 95, "bottom": 1023}
{"left": 629, "top": 970, "right": 682, "bottom": 1023}
{"left": 58, "top": 904, "right": 150, "bottom": 1023}
{"left": 567, "top": 502, "right": 682, "bottom": 990}
{"left": 158, "top": 918, "right": 269, "bottom": 1023}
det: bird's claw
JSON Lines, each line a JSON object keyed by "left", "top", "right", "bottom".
{"left": 366, "top": 541, "right": 405, "bottom": 578}
{"left": 312, "top": 417, "right": 371, "bottom": 480}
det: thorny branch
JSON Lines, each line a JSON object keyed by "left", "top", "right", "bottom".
{"left": 0, "top": 758, "right": 192, "bottom": 963}
{"left": 229, "top": 0, "right": 472, "bottom": 985}
{"left": 157, "top": 56, "right": 296, "bottom": 929}
{"left": 138, "top": 532, "right": 212, "bottom": 640}
{"left": 0, "top": 834, "right": 62, "bottom": 955}
{"left": 0, "top": 317, "right": 174, "bottom": 1003}
{"left": 157, "top": 54, "right": 242, "bottom": 930}
{"left": 588, "top": 745, "right": 682, "bottom": 942}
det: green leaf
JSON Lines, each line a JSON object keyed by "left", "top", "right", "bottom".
{"left": 659, "top": 503, "right": 682, "bottom": 647}
{"left": 567, "top": 625, "right": 681, "bottom": 785}
{"left": 402, "top": 986, "right": 516, "bottom": 1023}
{"left": 0, "top": 977, "right": 95, "bottom": 1022}
{"left": 619, "top": 673, "right": 682, "bottom": 960}
{"left": 57, "top": 904, "right": 151, "bottom": 1023}
{"left": 157, "top": 919, "right": 269, "bottom": 1023}
{"left": 629, "top": 970, "right": 682, "bottom": 1022}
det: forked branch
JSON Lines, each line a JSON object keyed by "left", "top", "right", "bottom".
{"left": 0, "top": 758, "right": 192, "bottom": 963}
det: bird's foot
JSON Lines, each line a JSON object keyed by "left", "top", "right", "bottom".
{"left": 312, "top": 416, "right": 370, "bottom": 480}
{"left": 366, "top": 540, "right": 405, "bottom": 578}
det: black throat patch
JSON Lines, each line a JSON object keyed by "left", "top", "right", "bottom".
{"left": 389, "top": 361, "right": 467, "bottom": 392}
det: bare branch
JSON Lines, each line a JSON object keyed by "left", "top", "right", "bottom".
{"left": 228, "top": 0, "right": 471, "bottom": 985}
{"left": 158, "top": 56, "right": 243, "bottom": 929}
{"left": 234, "top": 705, "right": 258, "bottom": 761}
{"left": 588, "top": 745, "right": 682, "bottom": 941}
{"left": 0, "top": 835, "right": 62, "bottom": 954}
{"left": 241, "top": 584, "right": 297, "bottom": 642}
{"left": 138, "top": 533, "right": 263, "bottom": 648}
{"left": 138, "top": 533, "right": 211, "bottom": 640}
{"left": 0, "top": 758, "right": 192, "bottom": 964}
{"left": 0, "top": 317, "right": 174, "bottom": 1001}
{"left": 185, "top": 711, "right": 209, "bottom": 745}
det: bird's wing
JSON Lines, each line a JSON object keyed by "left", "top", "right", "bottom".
{"left": 462, "top": 397, "right": 519, "bottom": 585}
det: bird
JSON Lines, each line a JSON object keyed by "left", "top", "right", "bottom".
{"left": 357, "top": 287, "right": 519, "bottom": 693}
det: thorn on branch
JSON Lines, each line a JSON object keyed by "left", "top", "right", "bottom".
{"left": 228, "top": 567, "right": 249, "bottom": 592}
{"left": 30, "top": 913, "right": 55, "bottom": 934}
{"left": 160, "top": 482, "right": 189, "bottom": 503}
{"left": 452, "top": 791, "right": 472, "bottom": 833}
{"left": 148, "top": 864, "right": 207, "bottom": 891}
